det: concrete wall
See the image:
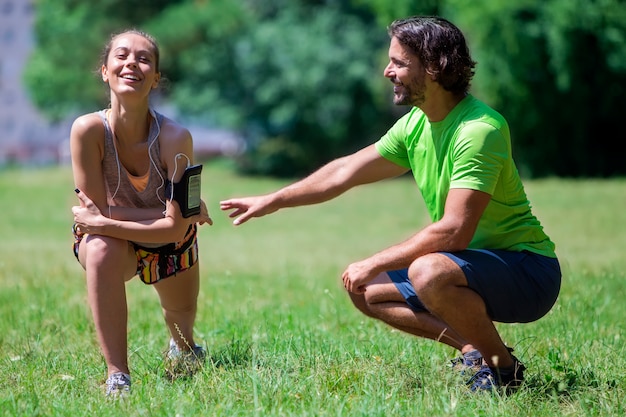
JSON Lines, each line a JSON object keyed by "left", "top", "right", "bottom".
{"left": 0, "top": 0, "right": 70, "bottom": 165}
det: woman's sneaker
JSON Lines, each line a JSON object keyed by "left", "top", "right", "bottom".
{"left": 105, "top": 372, "right": 131, "bottom": 397}
{"left": 165, "top": 338, "right": 206, "bottom": 379}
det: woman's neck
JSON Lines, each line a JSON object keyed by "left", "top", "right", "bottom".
{"left": 107, "top": 102, "right": 152, "bottom": 145}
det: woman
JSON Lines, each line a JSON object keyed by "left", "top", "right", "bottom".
{"left": 70, "top": 29, "right": 212, "bottom": 397}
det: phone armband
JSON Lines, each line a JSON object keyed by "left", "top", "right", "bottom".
{"left": 166, "top": 164, "right": 202, "bottom": 218}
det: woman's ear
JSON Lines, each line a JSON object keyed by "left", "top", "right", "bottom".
{"left": 101, "top": 65, "right": 109, "bottom": 83}
{"left": 152, "top": 72, "right": 161, "bottom": 89}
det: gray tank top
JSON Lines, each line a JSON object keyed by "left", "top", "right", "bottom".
{"left": 99, "top": 108, "right": 168, "bottom": 213}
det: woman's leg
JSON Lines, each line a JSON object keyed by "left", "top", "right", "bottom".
{"left": 153, "top": 264, "right": 200, "bottom": 350}
{"left": 78, "top": 234, "right": 137, "bottom": 376}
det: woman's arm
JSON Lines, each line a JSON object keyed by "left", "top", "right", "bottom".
{"left": 70, "top": 113, "right": 109, "bottom": 213}
{"left": 72, "top": 116, "right": 211, "bottom": 243}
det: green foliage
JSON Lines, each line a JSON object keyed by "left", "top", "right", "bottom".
{"left": 149, "top": 2, "right": 393, "bottom": 177}
{"left": 446, "top": 0, "right": 626, "bottom": 177}
{"left": 24, "top": 1, "right": 106, "bottom": 120}
{"left": 229, "top": 7, "right": 391, "bottom": 176}
{"left": 23, "top": 0, "right": 626, "bottom": 177}
{"left": 23, "top": 0, "right": 187, "bottom": 120}
{"left": 144, "top": 0, "right": 253, "bottom": 126}
{"left": 353, "top": 0, "right": 440, "bottom": 27}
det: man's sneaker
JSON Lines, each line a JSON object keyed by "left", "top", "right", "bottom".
{"left": 450, "top": 349, "right": 483, "bottom": 375}
{"left": 105, "top": 372, "right": 131, "bottom": 397}
{"left": 451, "top": 347, "right": 514, "bottom": 376}
{"left": 165, "top": 338, "right": 206, "bottom": 379}
{"left": 467, "top": 356, "right": 526, "bottom": 394}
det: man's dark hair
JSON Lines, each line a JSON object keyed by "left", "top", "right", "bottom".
{"left": 388, "top": 16, "right": 476, "bottom": 94}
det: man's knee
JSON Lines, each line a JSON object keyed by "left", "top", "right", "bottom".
{"left": 408, "top": 253, "right": 463, "bottom": 303}
{"left": 408, "top": 255, "right": 439, "bottom": 291}
{"left": 348, "top": 292, "right": 375, "bottom": 318}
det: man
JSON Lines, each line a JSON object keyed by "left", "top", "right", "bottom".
{"left": 220, "top": 15, "right": 561, "bottom": 393}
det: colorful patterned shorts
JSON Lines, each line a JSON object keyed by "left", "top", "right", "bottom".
{"left": 72, "top": 224, "right": 199, "bottom": 285}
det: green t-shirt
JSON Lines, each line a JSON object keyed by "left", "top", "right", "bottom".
{"left": 375, "top": 95, "right": 556, "bottom": 257}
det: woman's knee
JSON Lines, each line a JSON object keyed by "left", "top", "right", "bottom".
{"left": 83, "top": 235, "right": 127, "bottom": 257}
{"left": 81, "top": 235, "right": 133, "bottom": 268}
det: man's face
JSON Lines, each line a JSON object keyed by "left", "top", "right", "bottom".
{"left": 383, "top": 37, "right": 427, "bottom": 107}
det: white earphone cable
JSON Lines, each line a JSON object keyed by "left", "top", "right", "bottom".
{"left": 108, "top": 110, "right": 121, "bottom": 219}
{"left": 109, "top": 109, "right": 191, "bottom": 217}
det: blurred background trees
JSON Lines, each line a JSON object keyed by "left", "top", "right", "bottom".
{"left": 445, "top": 0, "right": 626, "bottom": 177}
{"left": 23, "top": 0, "right": 626, "bottom": 178}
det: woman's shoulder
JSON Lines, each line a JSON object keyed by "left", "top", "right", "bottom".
{"left": 157, "top": 113, "right": 192, "bottom": 143}
{"left": 71, "top": 111, "right": 106, "bottom": 137}
{"left": 154, "top": 112, "right": 194, "bottom": 167}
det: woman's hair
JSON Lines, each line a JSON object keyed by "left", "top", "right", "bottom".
{"left": 99, "top": 29, "right": 160, "bottom": 72}
{"left": 388, "top": 16, "right": 476, "bottom": 94}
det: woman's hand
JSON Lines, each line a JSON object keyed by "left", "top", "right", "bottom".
{"left": 192, "top": 199, "right": 213, "bottom": 226}
{"left": 72, "top": 189, "right": 107, "bottom": 235}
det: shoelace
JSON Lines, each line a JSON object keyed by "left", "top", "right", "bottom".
{"left": 468, "top": 366, "right": 497, "bottom": 391}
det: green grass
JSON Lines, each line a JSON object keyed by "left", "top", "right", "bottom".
{"left": 0, "top": 162, "right": 624, "bottom": 416}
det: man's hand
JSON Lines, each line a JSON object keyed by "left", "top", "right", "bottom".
{"left": 220, "top": 194, "right": 278, "bottom": 226}
{"left": 341, "top": 259, "right": 378, "bottom": 294}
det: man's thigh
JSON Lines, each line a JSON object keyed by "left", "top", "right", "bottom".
{"left": 441, "top": 249, "right": 561, "bottom": 323}
{"left": 387, "top": 249, "right": 561, "bottom": 323}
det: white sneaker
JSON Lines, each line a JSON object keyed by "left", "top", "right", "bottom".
{"left": 105, "top": 372, "right": 131, "bottom": 397}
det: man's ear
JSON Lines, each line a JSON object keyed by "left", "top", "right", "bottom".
{"left": 424, "top": 67, "right": 436, "bottom": 81}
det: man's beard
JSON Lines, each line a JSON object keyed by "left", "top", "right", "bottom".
{"left": 394, "top": 79, "right": 426, "bottom": 106}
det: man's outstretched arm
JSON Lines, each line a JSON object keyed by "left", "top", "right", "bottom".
{"left": 220, "top": 144, "right": 408, "bottom": 225}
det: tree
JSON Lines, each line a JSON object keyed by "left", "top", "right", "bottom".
{"left": 24, "top": 0, "right": 400, "bottom": 177}
{"left": 23, "top": 0, "right": 186, "bottom": 121}
{"left": 25, "top": 0, "right": 626, "bottom": 177}
{"left": 447, "top": 0, "right": 626, "bottom": 177}
{"left": 148, "top": 0, "right": 440, "bottom": 176}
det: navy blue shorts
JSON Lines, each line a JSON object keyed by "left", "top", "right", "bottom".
{"left": 387, "top": 249, "right": 561, "bottom": 323}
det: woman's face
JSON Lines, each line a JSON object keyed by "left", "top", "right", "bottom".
{"left": 101, "top": 33, "right": 160, "bottom": 99}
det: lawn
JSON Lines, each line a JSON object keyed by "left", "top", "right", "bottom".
{"left": 0, "top": 162, "right": 624, "bottom": 416}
